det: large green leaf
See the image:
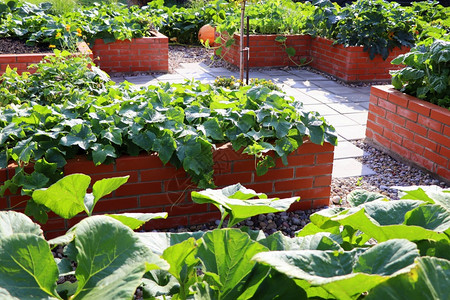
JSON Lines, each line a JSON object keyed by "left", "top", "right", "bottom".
{"left": 253, "top": 239, "right": 419, "bottom": 299}
{"left": 32, "top": 173, "right": 91, "bottom": 219}
{"left": 346, "top": 189, "right": 387, "bottom": 207}
{"left": 71, "top": 216, "right": 165, "bottom": 300}
{"left": 0, "top": 211, "right": 42, "bottom": 237}
{"left": 162, "top": 238, "right": 200, "bottom": 299}
{"left": 83, "top": 175, "right": 129, "bottom": 215}
{"left": 0, "top": 233, "right": 60, "bottom": 299}
{"left": 197, "top": 229, "right": 269, "bottom": 300}
{"left": 367, "top": 257, "right": 450, "bottom": 300}
{"left": 259, "top": 231, "right": 342, "bottom": 251}
{"left": 137, "top": 231, "right": 206, "bottom": 255}
{"left": 191, "top": 184, "right": 299, "bottom": 227}
{"left": 106, "top": 212, "right": 168, "bottom": 230}
{"left": 141, "top": 269, "right": 180, "bottom": 299}
{"left": 396, "top": 186, "right": 450, "bottom": 213}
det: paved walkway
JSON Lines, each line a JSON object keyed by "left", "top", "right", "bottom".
{"left": 111, "top": 63, "right": 376, "bottom": 179}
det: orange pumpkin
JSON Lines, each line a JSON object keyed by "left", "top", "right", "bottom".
{"left": 198, "top": 24, "right": 216, "bottom": 46}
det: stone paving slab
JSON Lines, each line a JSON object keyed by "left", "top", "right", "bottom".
{"left": 335, "top": 125, "right": 367, "bottom": 141}
{"left": 334, "top": 141, "right": 365, "bottom": 159}
{"left": 332, "top": 158, "right": 376, "bottom": 178}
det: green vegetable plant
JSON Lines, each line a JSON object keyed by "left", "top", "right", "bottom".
{"left": 305, "top": 0, "right": 416, "bottom": 60}
{"left": 1, "top": 183, "right": 449, "bottom": 299}
{"left": 390, "top": 39, "right": 450, "bottom": 109}
{"left": 0, "top": 51, "right": 337, "bottom": 218}
{"left": 275, "top": 35, "right": 313, "bottom": 67}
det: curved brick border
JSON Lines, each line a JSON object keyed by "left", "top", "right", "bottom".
{"left": 219, "top": 34, "right": 409, "bottom": 82}
{"left": 366, "top": 85, "right": 450, "bottom": 183}
{"left": 1, "top": 141, "right": 334, "bottom": 238}
{"left": 91, "top": 32, "right": 168, "bottom": 73}
{"left": 0, "top": 42, "right": 93, "bottom": 75}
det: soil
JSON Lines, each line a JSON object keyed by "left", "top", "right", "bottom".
{"left": 0, "top": 38, "right": 51, "bottom": 54}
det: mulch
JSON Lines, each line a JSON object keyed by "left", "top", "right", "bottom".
{"left": 0, "top": 38, "right": 51, "bottom": 54}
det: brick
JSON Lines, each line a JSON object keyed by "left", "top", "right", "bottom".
{"left": 166, "top": 203, "right": 208, "bottom": 216}
{"left": 428, "top": 131, "right": 450, "bottom": 149}
{"left": 386, "top": 111, "right": 406, "bottom": 127}
{"left": 296, "top": 164, "right": 333, "bottom": 178}
{"left": 295, "top": 186, "right": 331, "bottom": 200}
{"left": 116, "top": 154, "right": 163, "bottom": 171}
{"left": 410, "top": 152, "right": 434, "bottom": 171}
{"left": 373, "top": 132, "right": 391, "bottom": 148}
{"left": 40, "top": 218, "right": 66, "bottom": 232}
{"left": 376, "top": 117, "right": 395, "bottom": 131}
{"left": 315, "top": 152, "right": 334, "bottom": 164}
{"left": 255, "top": 168, "right": 294, "bottom": 182}
{"left": 368, "top": 102, "right": 387, "bottom": 117}
{"left": 289, "top": 200, "right": 313, "bottom": 211}
{"left": 405, "top": 120, "right": 428, "bottom": 137}
{"left": 44, "top": 230, "right": 67, "bottom": 240}
{"left": 64, "top": 158, "right": 114, "bottom": 175}
{"left": 95, "top": 196, "right": 138, "bottom": 212}
{"left": 244, "top": 182, "right": 273, "bottom": 194}
{"left": 394, "top": 125, "right": 414, "bottom": 142}
{"left": 115, "top": 182, "right": 162, "bottom": 197}
{"left": 430, "top": 109, "right": 450, "bottom": 125}
{"left": 312, "top": 198, "right": 331, "bottom": 208}
{"left": 214, "top": 172, "right": 253, "bottom": 186}
{"left": 402, "top": 139, "right": 424, "bottom": 155}
{"left": 377, "top": 98, "right": 397, "bottom": 113}
{"left": 16, "top": 54, "right": 47, "bottom": 63}
{"left": 274, "top": 178, "right": 314, "bottom": 191}
{"left": 408, "top": 100, "right": 432, "bottom": 116}
{"left": 0, "top": 197, "right": 8, "bottom": 209}
{"left": 439, "top": 146, "right": 450, "bottom": 158}
{"left": 296, "top": 142, "right": 334, "bottom": 154}
{"left": 90, "top": 171, "right": 139, "bottom": 185}
{"left": 189, "top": 212, "right": 222, "bottom": 225}
{"left": 141, "top": 192, "right": 187, "bottom": 207}
{"left": 397, "top": 106, "right": 418, "bottom": 122}
{"left": 164, "top": 175, "right": 195, "bottom": 192}
{"left": 275, "top": 154, "right": 315, "bottom": 168}
{"left": 436, "top": 167, "right": 450, "bottom": 181}
{"left": 445, "top": 125, "right": 450, "bottom": 137}
{"left": 141, "top": 167, "right": 183, "bottom": 182}
{"left": 384, "top": 129, "right": 403, "bottom": 145}
{"left": 418, "top": 115, "right": 442, "bottom": 132}
{"left": 314, "top": 175, "right": 332, "bottom": 187}
{"left": 423, "top": 149, "right": 447, "bottom": 168}
{"left": 391, "top": 142, "right": 411, "bottom": 160}
{"left": 414, "top": 134, "right": 438, "bottom": 152}
{"left": 370, "top": 86, "right": 389, "bottom": 99}
{"left": 10, "top": 195, "right": 29, "bottom": 208}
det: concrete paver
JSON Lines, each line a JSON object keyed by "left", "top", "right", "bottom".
{"left": 113, "top": 63, "right": 377, "bottom": 178}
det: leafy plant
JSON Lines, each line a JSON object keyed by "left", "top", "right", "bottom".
{"left": 0, "top": 51, "right": 337, "bottom": 202}
{"left": 1, "top": 184, "right": 449, "bottom": 299}
{"left": 390, "top": 39, "right": 450, "bottom": 109}
{"left": 191, "top": 183, "right": 299, "bottom": 228}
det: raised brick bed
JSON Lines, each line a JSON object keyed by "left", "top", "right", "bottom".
{"left": 0, "top": 42, "right": 93, "bottom": 75}
{"left": 310, "top": 37, "right": 410, "bottom": 83}
{"left": 219, "top": 34, "right": 409, "bottom": 82}
{"left": 1, "top": 141, "right": 334, "bottom": 238}
{"left": 91, "top": 32, "right": 168, "bottom": 73}
{"left": 366, "top": 85, "right": 450, "bottom": 182}
{"left": 219, "top": 33, "right": 311, "bottom": 68}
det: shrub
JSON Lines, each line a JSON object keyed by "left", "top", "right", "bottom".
{"left": 390, "top": 39, "right": 450, "bottom": 109}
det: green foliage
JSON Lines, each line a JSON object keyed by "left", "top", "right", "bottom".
{"left": 1, "top": 185, "right": 449, "bottom": 299}
{"left": 191, "top": 183, "right": 299, "bottom": 228}
{"left": 390, "top": 39, "right": 450, "bottom": 109}
{"left": 0, "top": 0, "right": 155, "bottom": 48}
{"left": 0, "top": 52, "right": 336, "bottom": 199}
{"left": 305, "top": 0, "right": 415, "bottom": 60}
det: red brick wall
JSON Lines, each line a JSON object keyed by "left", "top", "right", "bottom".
{"left": 310, "top": 37, "right": 409, "bottom": 82}
{"left": 219, "top": 35, "right": 409, "bottom": 82}
{"left": 91, "top": 32, "right": 168, "bottom": 73}
{"left": 366, "top": 85, "right": 450, "bottom": 182}
{"left": 219, "top": 34, "right": 311, "bottom": 68}
{"left": 0, "top": 42, "right": 93, "bottom": 75}
{"left": 1, "top": 141, "right": 334, "bottom": 238}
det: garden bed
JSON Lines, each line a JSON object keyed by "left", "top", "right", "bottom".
{"left": 219, "top": 33, "right": 311, "bottom": 68}
{"left": 0, "top": 141, "right": 334, "bottom": 238}
{"left": 90, "top": 32, "right": 169, "bottom": 74}
{"left": 0, "top": 41, "right": 93, "bottom": 75}
{"left": 219, "top": 35, "right": 409, "bottom": 82}
{"left": 366, "top": 85, "right": 450, "bottom": 183}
